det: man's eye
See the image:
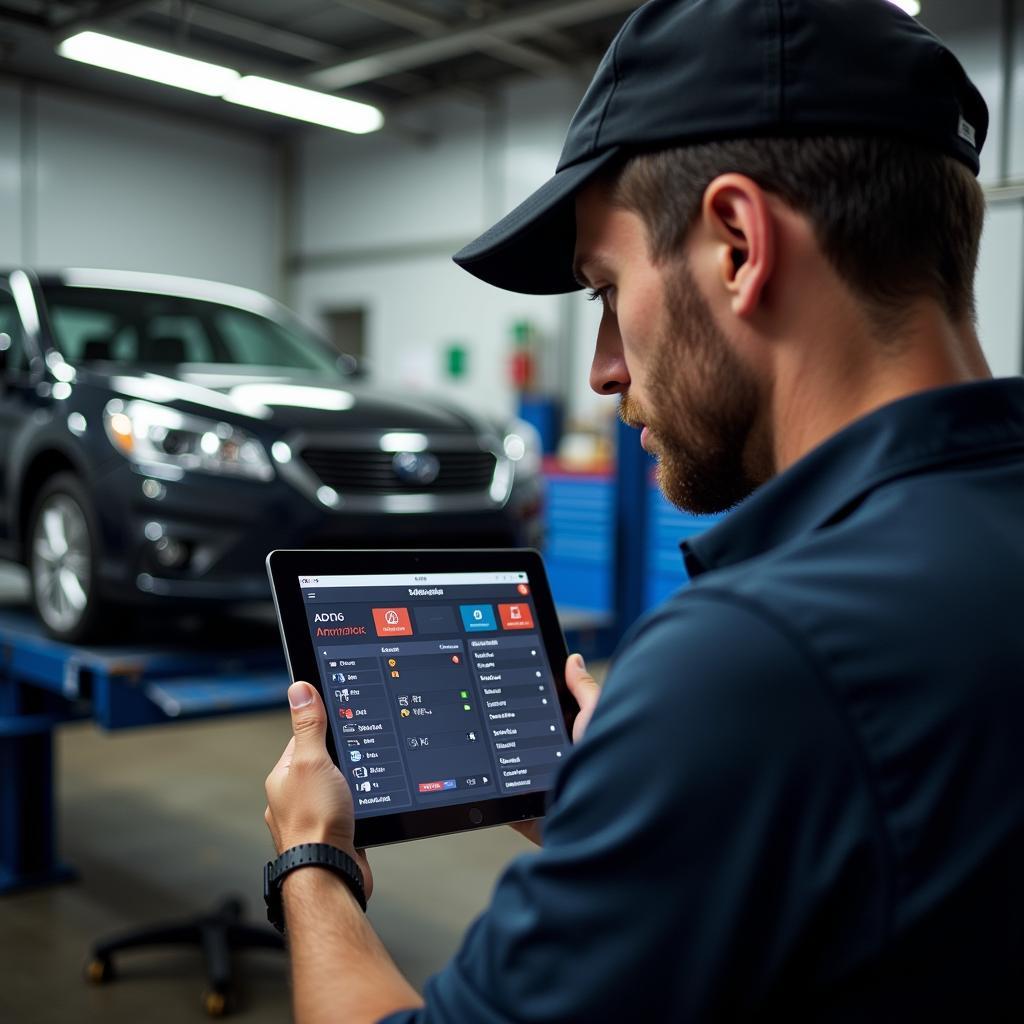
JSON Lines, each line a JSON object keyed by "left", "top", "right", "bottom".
{"left": 587, "top": 287, "right": 616, "bottom": 311}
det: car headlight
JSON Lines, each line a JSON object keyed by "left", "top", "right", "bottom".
{"left": 503, "top": 418, "right": 543, "bottom": 478}
{"left": 104, "top": 399, "right": 274, "bottom": 481}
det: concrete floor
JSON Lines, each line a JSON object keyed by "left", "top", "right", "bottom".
{"left": 0, "top": 565, "right": 571, "bottom": 1023}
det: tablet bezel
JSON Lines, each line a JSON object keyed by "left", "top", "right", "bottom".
{"left": 267, "top": 548, "right": 575, "bottom": 848}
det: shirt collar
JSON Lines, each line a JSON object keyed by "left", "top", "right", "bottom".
{"left": 683, "top": 378, "right": 1024, "bottom": 578}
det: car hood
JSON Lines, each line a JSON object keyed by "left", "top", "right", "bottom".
{"left": 79, "top": 366, "right": 495, "bottom": 435}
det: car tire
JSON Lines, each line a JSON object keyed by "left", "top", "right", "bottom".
{"left": 27, "top": 472, "right": 107, "bottom": 644}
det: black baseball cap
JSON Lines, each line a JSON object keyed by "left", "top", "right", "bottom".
{"left": 453, "top": 0, "right": 988, "bottom": 295}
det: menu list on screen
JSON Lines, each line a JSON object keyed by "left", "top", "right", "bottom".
{"left": 299, "top": 571, "right": 570, "bottom": 818}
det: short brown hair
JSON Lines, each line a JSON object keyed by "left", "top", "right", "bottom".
{"left": 610, "top": 136, "right": 986, "bottom": 331}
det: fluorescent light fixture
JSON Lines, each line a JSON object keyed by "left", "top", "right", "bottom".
{"left": 58, "top": 31, "right": 240, "bottom": 96}
{"left": 224, "top": 76, "right": 383, "bottom": 134}
{"left": 56, "top": 32, "right": 383, "bottom": 134}
{"left": 885, "top": 0, "right": 921, "bottom": 15}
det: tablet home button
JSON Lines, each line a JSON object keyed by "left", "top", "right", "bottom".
{"left": 468, "top": 807, "right": 483, "bottom": 825}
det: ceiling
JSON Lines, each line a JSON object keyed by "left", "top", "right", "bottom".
{"left": 0, "top": 0, "right": 639, "bottom": 135}
{"left": 0, "top": 1, "right": 1007, "bottom": 137}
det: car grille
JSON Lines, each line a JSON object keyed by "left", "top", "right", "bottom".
{"left": 300, "top": 448, "right": 498, "bottom": 494}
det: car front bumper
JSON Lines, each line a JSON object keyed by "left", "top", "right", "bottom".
{"left": 92, "top": 460, "right": 544, "bottom": 604}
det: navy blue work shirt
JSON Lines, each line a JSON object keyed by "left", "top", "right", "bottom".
{"left": 383, "top": 379, "right": 1024, "bottom": 1022}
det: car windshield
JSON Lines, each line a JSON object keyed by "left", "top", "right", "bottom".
{"left": 40, "top": 284, "right": 345, "bottom": 376}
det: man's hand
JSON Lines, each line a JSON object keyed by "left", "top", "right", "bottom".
{"left": 512, "top": 652, "right": 601, "bottom": 847}
{"left": 264, "top": 681, "right": 373, "bottom": 899}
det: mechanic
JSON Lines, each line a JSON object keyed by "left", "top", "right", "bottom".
{"left": 264, "top": 0, "right": 1024, "bottom": 1020}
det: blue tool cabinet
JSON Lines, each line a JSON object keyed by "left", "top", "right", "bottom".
{"left": 542, "top": 418, "right": 726, "bottom": 664}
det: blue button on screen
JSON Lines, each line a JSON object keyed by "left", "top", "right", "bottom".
{"left": 460, "top": 604, "right": 496, "bottom": 631}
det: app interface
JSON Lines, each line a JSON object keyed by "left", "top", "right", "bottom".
{"left": 298, "top": 571, "right": 571, "bottom": 818}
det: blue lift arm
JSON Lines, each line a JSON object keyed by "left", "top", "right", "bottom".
{"left": 0, "top": 610, "right": 290, "bottom": 894}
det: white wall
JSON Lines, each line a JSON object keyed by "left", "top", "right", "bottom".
{"left": 290, "top": 81, "right": 588, "bottom": 423}
{"left": 976, "top": 202, "right": 1024, "bottom": 377}
{"left": 0, "top": 83, "right": 23, "bottom": 267}
{"left": 0, "top": 81, "right": 280, "bottom": 295}
{"left": 1013, "top": 1, "right": 1024, "bottom": 180}
{"left": 933, "top": 6, "right": 1024, "bottom": 374}
{"left": 298, "top": 100, "right": 487, "bottom": 257}
{"left": 291, "top": 11, "right": 1024, "bottom": 424}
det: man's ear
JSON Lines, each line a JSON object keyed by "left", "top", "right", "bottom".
{"left": 700, "top": 174, "right": 776, "bottom": 318}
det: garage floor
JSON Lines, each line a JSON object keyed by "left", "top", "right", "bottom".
{"left": 0, "top": 566, "right": 577, "bottom": 1024}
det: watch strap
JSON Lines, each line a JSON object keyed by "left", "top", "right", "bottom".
{"left": 264, "top": 842, "right": 367, "bottom": 933}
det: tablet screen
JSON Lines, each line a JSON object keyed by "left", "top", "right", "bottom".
{"left": 298, "top": 569, "right": 572, "bottom": 818}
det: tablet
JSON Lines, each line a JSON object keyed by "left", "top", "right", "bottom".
{"left": 266, "top": 549, "right": 577, "bottom": 848}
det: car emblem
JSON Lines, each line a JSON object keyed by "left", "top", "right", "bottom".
{"left": 392, "top": 451, "right": 440, "bottom": 485}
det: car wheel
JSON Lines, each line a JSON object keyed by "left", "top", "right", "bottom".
{"left": 28, "top": 473, "right": 105, "bottom": 644}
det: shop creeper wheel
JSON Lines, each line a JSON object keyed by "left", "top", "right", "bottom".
{"left": 203, "top": 988, "right": 231, "bottom": 1017}
{"left": 84, "top": 956, "right": 114, "bottom": 983}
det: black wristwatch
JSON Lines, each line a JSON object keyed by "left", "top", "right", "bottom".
{"left": 264, "top": 843, "right": 367, "bottom": 933}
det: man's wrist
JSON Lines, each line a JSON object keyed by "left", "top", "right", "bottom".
{"left": 282, "top": 862, "right": 361, "bottom": 903}
{"left": 265, "top": 843, "right": 366, "bottom": 932}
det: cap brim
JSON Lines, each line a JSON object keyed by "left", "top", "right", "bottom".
{"left": 453, "top": 148, "right": 622, "bottom": 295}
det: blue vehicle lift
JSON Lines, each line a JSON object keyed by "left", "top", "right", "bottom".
{"left": 0, "top": 608, "right": 290, "bottom": 894}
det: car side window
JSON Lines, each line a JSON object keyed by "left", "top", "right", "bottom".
{"left": 0, "top": 288, "right": 27, "bottom": 375}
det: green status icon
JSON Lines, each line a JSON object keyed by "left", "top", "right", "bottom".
{"left": 459, "top": 690, "right": 469, "bottom": 699}
{"left": 463, "top": 703, "right": 472, "bottom": 712}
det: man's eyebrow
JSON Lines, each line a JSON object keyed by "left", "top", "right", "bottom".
{"left": 572, "top": 256, "right": 592, "bottom": 289}
{"left": 573, "top": 254, "right": 610, "bottom": 289}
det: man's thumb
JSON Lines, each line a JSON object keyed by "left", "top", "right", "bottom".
{"left": 565, "top": 653, "right": 600, "bottom": 703}
{"left": 288, "top": 682, "right": 326, "bottom": 751}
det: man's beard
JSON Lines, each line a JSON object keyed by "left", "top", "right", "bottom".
{"left": 621, "top": 260, "right": 771, "bottom": 515}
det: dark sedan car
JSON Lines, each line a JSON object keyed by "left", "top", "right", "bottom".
{"left": 0, "top": 269, "right": 543, "bottom": 642}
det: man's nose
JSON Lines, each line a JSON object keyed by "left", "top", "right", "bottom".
{"left": 589, "top": 312, "right": 630, "bottom": 395}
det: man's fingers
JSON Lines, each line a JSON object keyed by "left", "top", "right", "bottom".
{"left": 565, "top": 653, "right": 601, "bottom": 744}
{"left": 565, "top": 653, "right": 600, "bottom": 708}
{"left": 288, "top": 681, "right": 327, "bottom": 757}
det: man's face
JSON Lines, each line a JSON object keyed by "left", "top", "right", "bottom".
{"left": 574, "top": 182, "right": 769, "bottom": 515}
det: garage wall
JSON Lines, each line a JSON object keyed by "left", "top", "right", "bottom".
{"left": 976, "top": 202, "right": 1024, "bottom": 377}
{"left": 291, "top": 8, "right": 1024, "bottom": 423}
{"left": 289, "top": 77, "right": 591, "bottom": 425}
{"left": 0, "top": 79, "right": 281, "bottom": 296}
{"left": 0, "top": 84, "right": 23, "bottom": 268}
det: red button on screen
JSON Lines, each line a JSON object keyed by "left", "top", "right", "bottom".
{"left": 372, "top": 607, "right": 413, "bottom": 637}
{"left": 499, "top": 603, "right": 534, "bottom": 629}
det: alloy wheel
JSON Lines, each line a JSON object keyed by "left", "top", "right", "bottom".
{"left": 31, "top": 492, "right": 93, "bottom": 634}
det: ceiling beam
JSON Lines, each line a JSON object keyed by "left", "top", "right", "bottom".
{"left": 0, "top": 4, "right": 50, "bottom": 29}
{"left": 335, "top": 0, "right": 445, "bottom": 38}
{"left": 308, "top": 0, "right": 635, "bottom": 90}
{"left": 333, "top": 0, "right": 568, "bottom": 77}
{"left": 50, "top": 0, "right": 343, "bottom": 64}
{"left": 51, "top": 0, "right": 154, "bottom": 34}
{"left": 162, "top": 2, "right": 341, "bottom": 64}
